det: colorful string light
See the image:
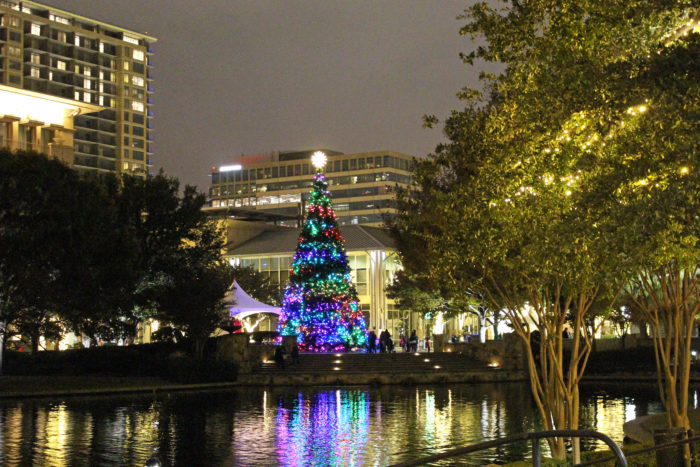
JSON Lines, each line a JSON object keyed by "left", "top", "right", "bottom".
{"left": 277, "top": 168, "right": 368, "bottom": 351}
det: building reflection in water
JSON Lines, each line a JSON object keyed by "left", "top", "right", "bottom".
{"left": 0, "top": 382, "right": 684, "bottom": 466}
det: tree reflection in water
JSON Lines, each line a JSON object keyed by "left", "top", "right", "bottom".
{"left": 0, "top": 382, "right": 670, "bottom": 466}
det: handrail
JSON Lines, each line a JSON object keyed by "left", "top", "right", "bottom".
{"left": 388, "top": 429, "right": 627, "bottom": 467}
{"left": 576, "top": 433, "right": 700, "bottom": 466}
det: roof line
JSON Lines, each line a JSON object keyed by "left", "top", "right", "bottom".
{"left": 356, "top": 225, "right": 385, "bottom": 248}
{"left": 21, "top": 0, "right": 157, "bottom": 42}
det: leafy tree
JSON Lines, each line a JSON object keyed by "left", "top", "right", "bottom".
{"left": 119, "top": 173, "right": 234, "bottom": 358}
{"left": 154, "top": 222, "right": 233, "bottom": 359}
{"left": 590, "top": 32, "right": 700, "bottom": 433}
{"left": 232, "top": 265, "right": 282, "bottom": 306}
{"left": 392, "top": 1, "right": 698, "bottom": 461}
{"left": 386, "top": 270, "right": 496, "bottom": 340}
{"left": 117, "top": 173, "right": 218, "bottom": 339}
{"left": 55, "top": 174, "right": 140, "bottom": 345}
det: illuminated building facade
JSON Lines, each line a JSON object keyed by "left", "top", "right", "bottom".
{"left": 0, "top": 0, "right": 155, "bottom": 177}
{"left": 226, "top": 223, "right": 415, "bottom": 337}
{"left": 207, "top": 149, "right": 415, "bottom": 227}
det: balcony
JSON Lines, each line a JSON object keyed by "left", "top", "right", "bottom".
{"left": 0, "top": 138, "right": 73, "bottom": 164}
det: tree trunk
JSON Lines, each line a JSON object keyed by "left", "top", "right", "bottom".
{"left": 30, "top": 327, "right": 40, "bottom": 353}
{"left": 479, "top": 314, "right": 487, "bottom": 343}
{"left": 0, "top": 320, "right": 6, "bottom": 377}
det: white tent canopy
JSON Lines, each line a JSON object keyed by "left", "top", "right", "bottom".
{"left": 224, "top": 280, "right": 282, "bottom": 320}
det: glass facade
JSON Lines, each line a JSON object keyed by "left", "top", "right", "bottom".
{"left": 208, "top": 151, "right": 415, "bottom": 227}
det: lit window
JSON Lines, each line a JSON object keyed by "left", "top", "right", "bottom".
{"left": 123, "top": 35, "right": 139, "bottom": 45}
{"left": 124, "top": 75, "right": 130, "bottom": 83}
{"left": 131, "top": 101, "right": 144, "bottom": 112}
{"left": 123, "top": 61, "right": 130, "bottom": 71}
{"left": 31, "top": 53, "right": 41, "bottom": 64}
{"left": 31, "top": 67, "right": 40, "bottom": 78}
{"left": 84, "top": 68, "right": 91, "bottom": 77}
{"left": 74, "top": 34, "right": 80, "bottom": 46}
{"left": 83, "top": 93, "right": 91, "bottom": 103}
{"left": 74, "top": 91, "right": 80, "bottom": 100}
{"left": 50, "top": 14, "right": 70, "bottom": 25}
{"left": 132, "top": 50, "right": 144, "bottom": 61}
{"left": 56, "top": 60, "right": 66, "bottom": 70}
{"left": 31, "top": 23, "right": 41, "bottom": 36}
{"left": 131, "top": 76, "right": 144, "bottom": 86}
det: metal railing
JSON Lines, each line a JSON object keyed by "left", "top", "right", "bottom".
{"left": 388, "top": 429, "right": 627, "bottom": 467}
{"left": 0, "top": 139, "right": 72, "bottom": 158}
{"left": 577, "top": 431, "right": 699, "bottom": 467}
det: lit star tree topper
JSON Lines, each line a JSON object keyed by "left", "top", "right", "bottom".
{"left": 277, "top": 151, "right": 368, "bottom": 351}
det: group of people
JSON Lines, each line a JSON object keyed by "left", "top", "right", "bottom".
{"left": 367, "top": 328, "right": 394, "bottom": 353}
{"left": 400, "top": 330, "right": 421, "bottom": 352}
{"left": 275, "top": 328, "right": 435, "bottom": 364}
{"left": 367, "top": 328, "right": 428, "bottom": 353}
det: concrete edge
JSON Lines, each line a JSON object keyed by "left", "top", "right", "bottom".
{"left": 0, "top": 370, "right": 528, "bottom": 400}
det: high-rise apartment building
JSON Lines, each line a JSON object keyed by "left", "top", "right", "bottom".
{"left": 0, "top": 0, "right": 155, "bottom": 177}
{"left": 207, "top": 149, "right": 415, "bottom": 227}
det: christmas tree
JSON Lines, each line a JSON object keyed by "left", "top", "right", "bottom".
{"left": 277, "top": 151, "right": 368, "bottom": 351}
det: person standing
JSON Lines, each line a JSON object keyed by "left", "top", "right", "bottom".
{"left": 274, "top": 346, "right": 286, "bottom": 369}
{"left": 409, "top": 330, "right": 418, "bottom": 352}
{"left": 368, "top": 328, "right": 377, "bottom": 354}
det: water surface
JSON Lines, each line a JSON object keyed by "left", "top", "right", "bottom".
{"left": 0, "top": 382, "right": 676, "bottom": 466}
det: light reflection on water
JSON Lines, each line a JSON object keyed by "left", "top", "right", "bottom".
{"left": 0, "top": 382, "right": 681, "bottom": 466}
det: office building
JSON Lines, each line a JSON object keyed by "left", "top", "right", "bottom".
{"left": 207, "top": 149, "right": 415, "bottom": 227}
{"left": 0, "top": 0, "right": 155, "bottom": 177}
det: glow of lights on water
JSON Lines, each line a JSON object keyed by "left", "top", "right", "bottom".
{"left": 448, "top": 389, "right": 453, "bottom": 417}
{"left": 334, "top": 360, "right": 342, "bottom": 364}
{"left": 45, "top": 403, "right": 69, "bottom": 466}
{"left": 275, "top": 390, "right": 370, "bottom": 466}
{"left": 424, "top": 391, "right": 436, "bottom": 439}
{"left": 414, "top": 353, "right": 420, "bottom": 356}
{"left": 434, "top": 365, "right": 441, "bottom": 369}
{"left": 424, "top": 359, "right": 430, "bottom": 362}
{"left": 333, "top": 367, "right": 340, "bottom": 371}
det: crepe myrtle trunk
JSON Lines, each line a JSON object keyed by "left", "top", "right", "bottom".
{"left": 0, "top": 320, "right": 5, "bottom": 376}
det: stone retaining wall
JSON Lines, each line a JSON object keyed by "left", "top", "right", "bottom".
{"left": 236, "top": 369, "right": 527, "bottom": 387}
{"left": 443, "top": 333, "right": 527, "bottom": 370}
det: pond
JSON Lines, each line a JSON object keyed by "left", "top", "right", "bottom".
{"left": 0, "top": 381, "right": 683, "bottom": 466}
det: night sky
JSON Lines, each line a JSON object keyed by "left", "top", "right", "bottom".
{"left": 46, "top": 1, "right": 487, "bottom": 190}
